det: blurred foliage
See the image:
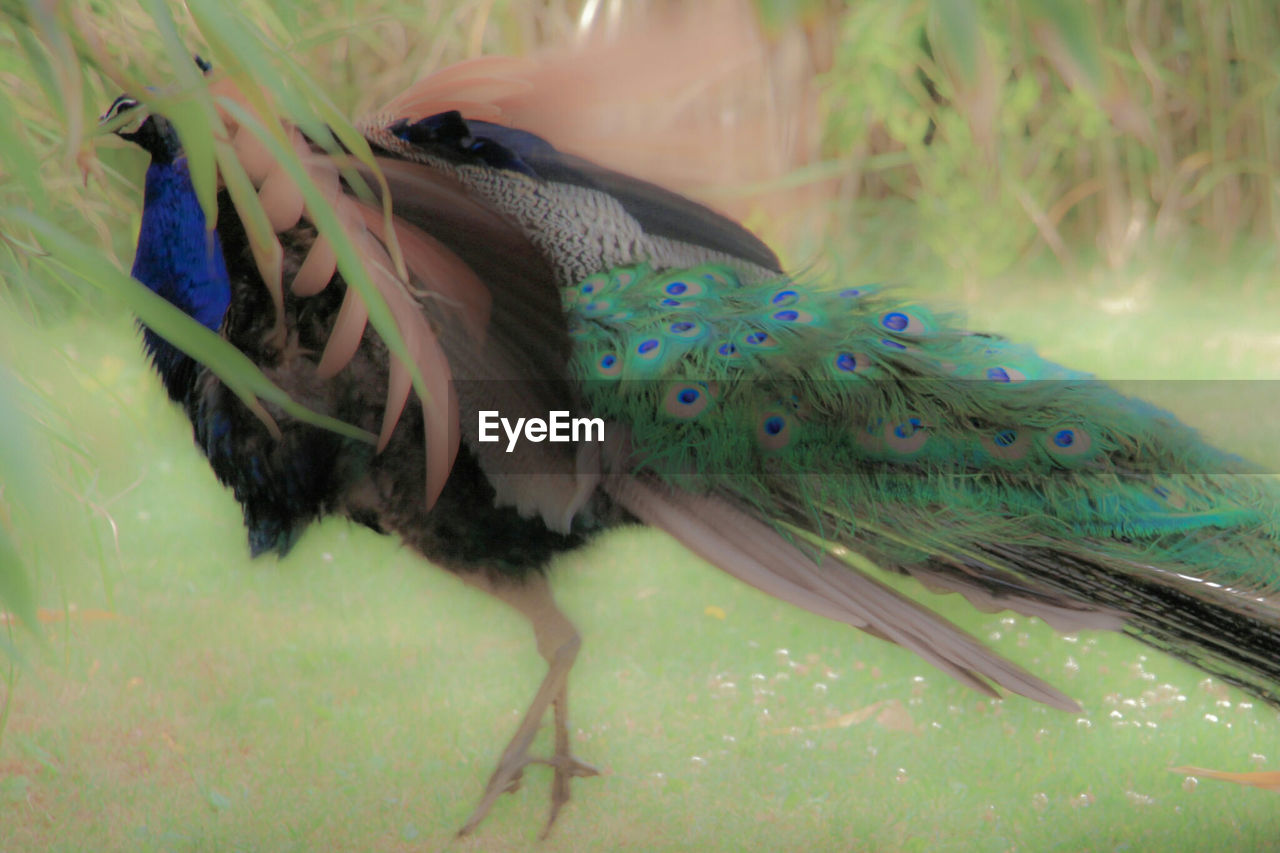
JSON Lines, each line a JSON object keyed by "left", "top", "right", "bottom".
{"left": 820, "top": 0, "right": 1280, "bottom": 276}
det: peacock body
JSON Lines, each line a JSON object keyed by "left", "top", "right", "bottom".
{"left": 102, "top": 47, "right": 1280, "bottom": 837}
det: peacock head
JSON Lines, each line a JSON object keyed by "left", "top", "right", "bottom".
{"left": 99, "top": 55, "right": 212, "bottom": 163}
{"left": 100, "top": 94, "right": 181, "bottom": 162}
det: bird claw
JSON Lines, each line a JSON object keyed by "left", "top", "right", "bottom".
{"left": 533, "top": 753, "right": 601, "bottom": 778}
{"left": 457, "top": 760, "right": 519, "bottom": 838}
{"left": 456, "top": 751, "right": 600, "bottom": 838}
{"left": 538, "top": 755, "right": 601, "bottom": 840}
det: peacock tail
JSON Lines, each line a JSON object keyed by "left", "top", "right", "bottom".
{"left": 567, "top": 262, "right": 1280, "bottom": 706}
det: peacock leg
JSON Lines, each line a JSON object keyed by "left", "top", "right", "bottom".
{"left": 456, "top": 573, "right": 599, "bottom": 838}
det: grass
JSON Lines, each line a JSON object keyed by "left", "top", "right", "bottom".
{"left": 4, "top": 246, "right": 1280, "bottom": 850}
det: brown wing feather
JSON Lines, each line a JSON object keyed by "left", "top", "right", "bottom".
{"left": 360, "top": 157, "right": 570, "bottom": 383}
{"left": 315, "top": 278, "right": 370, "bottom": 379}
{"left": 610, "top": 476, "right": 1082, "bottom": 712}
{"left": 349, "top": 201, "right": 491, "bottom": 346}
{"left": 291, "top": 232, "right": 336, "bottom": 296}
{"left": 361, "top": 248, "right": 459, "bottom": 506}
{"left": 211, "top": 76, "right": 463, "bottom": 508}
{"left": 348, "top": 155, "right": 600, "bottom": 530}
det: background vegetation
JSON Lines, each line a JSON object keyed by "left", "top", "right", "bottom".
{"left": 2, "top": 0, "right": 1279, "bottom": 849}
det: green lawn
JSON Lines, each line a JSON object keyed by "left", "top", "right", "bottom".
{"left": 4, "top": 249, "right": 1280, "bottom": 851}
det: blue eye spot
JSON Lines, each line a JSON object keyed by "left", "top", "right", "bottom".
{"left": 663, "top": 383, "right": 711, "bottom": 418}
{"left": 772, "top": 289, "right": 799, "bottom": 305}
{"left": 1154, "top": 485, "right": 1171, "bottom": 499}
{"left": 600, "top": 354, "right": 616, "bottom": 368}
{"left": 881, "top": 339, "right": 907, "bottom": 350}
{"left": 883, "top": 312, "right": 909, "bottom": 332}
{"left": 638, "top": 339, "right": 659, "bottom": 354}
{"left": 839, "top": 288, "right": 863, "bottom": 298}
{"left": 893, "top": 417, "right": 923, "bottom": 438}
{"left": 671, "top": 321, "right": 694, "bottom": 333}
{"left": 718, "top": 342, "right": 737, "bottom": 356}
{"left": 666, "top": 281, "right": 688, "bottom": 295}
{"left": 773, "top": 310, "right": 800, "bottom": 322}
{"left": 987, "top": 366, "right": 1011, "bottom": 382}
{"left": 660, "top": 298, "right": 681, "bottom": 307}
{"left": 836, "top": 352, "right": 858, "bottom": 372}
{"left": 1053, "top": 429, "right": 1075, "bottom": 448}
{"left": 994, "top": 429, "right": 1017, "bottom": 447}
{"left": 764, "top": 416, "right": 785, "bottom": 435}
{"left": 747, "top": 332, "right": 768, "bottom": 345}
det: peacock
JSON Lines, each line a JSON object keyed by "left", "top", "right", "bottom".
{"left": 101, "top": 48, "right": 1280, "bottom": 839}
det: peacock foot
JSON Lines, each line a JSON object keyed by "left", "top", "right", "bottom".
{"left": 534, "top": 752, "right": 601, "bottom": 839}
{"left": 456, "top": 741, "right": 600, "bottom": 838}
{"left": 456, "top": 574, "right": 597, "bottom": 838}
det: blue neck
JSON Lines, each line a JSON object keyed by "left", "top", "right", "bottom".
{"left": 130, "top": 157, "right": 231, "bottom": 399}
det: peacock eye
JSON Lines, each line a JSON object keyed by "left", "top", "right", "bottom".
{"left": 594, "top": 351, "right": 623, "bottom": 378}
{"left": 101, "top": 95, "right": 149, "bottom": 135}
{"left": 879, "top": 308, "right": 934, "bottom": 336}
{"left": 102, "top": 95, "right": 136, "bottom": 120}
{"left": 985, "top": 365, "right": 1028, "bottom": 384}
{"left": 102, "top": 96, "right": 133, "bottom": 120}
{"left": 662, "top": 383, "right": 710, "bottom": 418}
{"left": 755, "top": 411, "right": 793, "bottom": 450}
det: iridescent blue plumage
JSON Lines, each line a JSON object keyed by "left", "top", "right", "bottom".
{"left": 128, "top": 146, "right": 231, "bottom": 399}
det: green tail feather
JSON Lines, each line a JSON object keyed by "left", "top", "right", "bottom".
{"left": 567, "top": 262, "right": 1280, "bottom": 705}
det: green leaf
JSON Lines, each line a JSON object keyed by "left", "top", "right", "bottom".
{"left": 1032, "top": 0, "right": 1104, "bottom": 95}
{"left": 138, "top": 0, "right": 223, "bottom": 228}
{"left": 0, "top": 529, "right": 37, "bottom": 637}
{"left": 0, "top": 368, "right": 41, "bottom": 637}
{"left": 930, "top": 0, "right": 979, "bottom": 84}
{"left": 0, "top": 90, "right": 50, "bottom": 214}
{"left": 11, "top": 22, "right": 64, "bottom": 123}
{"left": 3, "top": 208, "right": 377, "bottom": 446}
